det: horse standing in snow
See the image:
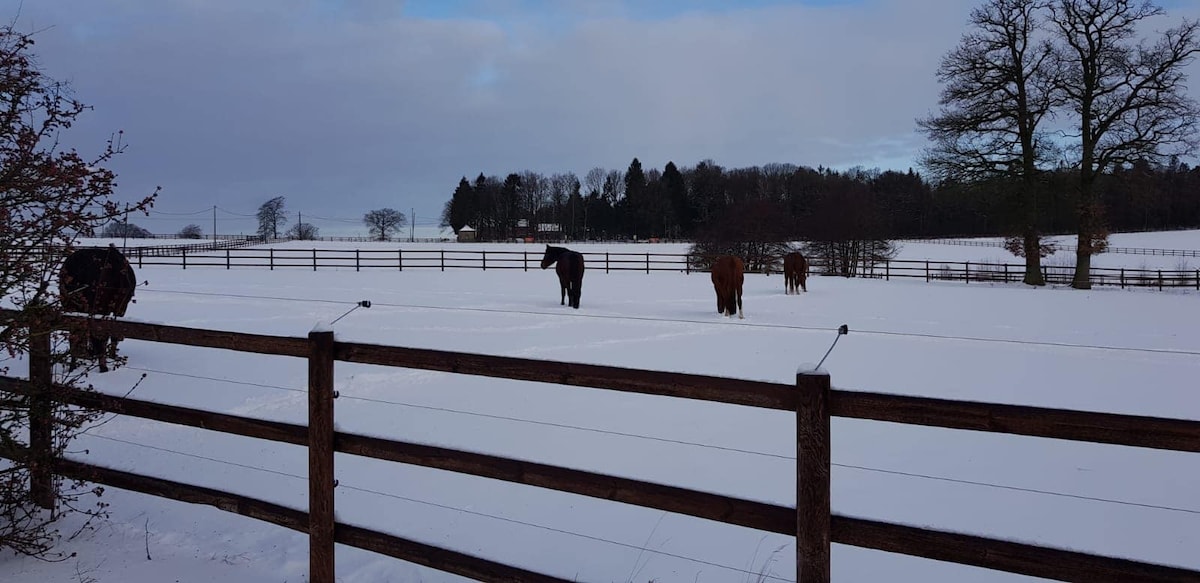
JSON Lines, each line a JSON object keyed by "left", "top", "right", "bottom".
{"left": 783, "top": 251, "right": 808, "bottom": 294}
{"left": 710, "top": 255, "right": 744, "bottom": 319}
{"left": 540, "top": 245, "right": 585, "bottom": 309}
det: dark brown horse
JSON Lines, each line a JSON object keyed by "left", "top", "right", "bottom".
{"left": 58, "top": 245, "right": 137, "bottom": 372}
{"left": 540, "top": 245, "right": 584, "bottom": 309}
{"left": 710, "top": 255, "right": 744, "bottom": 319}
{"left": 783, "top": 251, "right": 808, "bottom": 294}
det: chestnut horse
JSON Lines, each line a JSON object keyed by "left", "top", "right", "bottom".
{"left": 540, "top": 245, "right": 585, "bottom": 309}
{"left": 58, "top": 245, "right": 137, "bottom": 372}
{"left": 783, "top": 251, "right": 808, "bottom": 294}
{"left": 710, "top": 255, "right": 744, "bottom": 319}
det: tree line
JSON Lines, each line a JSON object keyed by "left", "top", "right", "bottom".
{"left": 439, "top": 156, "right": 1200, "bottom": 243}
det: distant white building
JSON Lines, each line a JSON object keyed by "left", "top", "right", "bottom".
{"left": 456, "top": 225, "right": 476, "bottom": 242}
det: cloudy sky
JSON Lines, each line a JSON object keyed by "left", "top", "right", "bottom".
{"left": 8, "top": 0, "right": 1200, "bottom": 236}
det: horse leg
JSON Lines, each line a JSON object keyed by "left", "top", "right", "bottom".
{"left": 736, "top": 288, "right": 744, "bottom": 319}
{"left": 570, "top": 280, "right": 581, "bottom": 309}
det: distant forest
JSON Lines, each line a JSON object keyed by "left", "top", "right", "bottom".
{"left": 440, "top": 157, "right": 1200, "bottom": 243}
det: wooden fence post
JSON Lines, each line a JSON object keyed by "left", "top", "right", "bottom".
{"left": 646, "top": 253, "right": 650, "bottom": 274}
{"left": 606, "top": 252, "right": 610, "bottom": 274}
{"left": 440, "top": 250, "right": 444, "bottom": 272}
{"left": 964, "top": 261, "right": 970, "bottom": 284}
{"left": 182, "top": 248, "right": 187, "bottom": 270}
{"left": 482, "top": 251, "right": 487, "bottom": 271}
{"left": 925, "top": 260, "right": 930, "bottom": 283}
{"left": 226, "top": 249, "right": 231, "bottom": 270}
{"left": 524, "top": 251, "right": 528, "bottom": 272}
{"left": 29, "top": 323, "right": 55, "bottom": 510}
{"left": 796, "top": 370, "right": 831, "bottom": 583}
{"left": 312, "top": 249, "right": 317, "bottom": 272}
{"left": 1158, "top": 270, "right": 1163, "bottom": 291}
{"left": 308, "top": 329, "right": 336, "bottom": 583}
{"left": 355, "top": 250, "right": 360, "bottom": 272}
{"left": 398, "top": 249, "right": 403, "bottom": 272}
{"left": 270, "top": 248, "right": 275, "bottom": 271}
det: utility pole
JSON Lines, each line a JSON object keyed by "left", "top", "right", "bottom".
{"left": 298, "top": 211, "right": 302, "bottom": 240}
{"left": 410, "top": 207, "right": 414, "bottom": 242}
{"left": 212, "top": 205, "right": 217, "bottom": 240}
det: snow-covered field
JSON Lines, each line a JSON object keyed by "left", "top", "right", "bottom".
{"left": 3, "top": 233, "right": 1199, "bottom": 582}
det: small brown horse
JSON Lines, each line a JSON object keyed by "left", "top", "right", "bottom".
{"left": 710, "top": 255, "right": 744, "bottom": 319}
{"left": 540, "top": 245, "right": 585, "bottom": 309}
{"left": 783, "top": 251, "right": 808, "bottom": 294}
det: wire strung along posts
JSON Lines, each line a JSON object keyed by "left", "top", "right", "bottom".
{"left": 797, "top": 324, "right": 846, "bottom": 582}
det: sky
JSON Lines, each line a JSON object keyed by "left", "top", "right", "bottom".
{"left": 7, "top": 0, "right": 1200, "bottom": 237}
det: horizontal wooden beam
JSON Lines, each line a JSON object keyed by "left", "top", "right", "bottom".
{"left": 0, "top": 377, "right": 307, "bottom": 447}
{"left": 336, "top": 432, "right": 793, "bottom": 535}
{"left": 830, "top": 390, "right": 1200, "bottom": 453}
{"left": 833, "top": 515, "right": 1200, "bottom": 583}
{"left": 0, "top": 378, "right": 792, "bottom": 536}
{"left": 51, "top": 459, "right": 570, "bottom": 583}
{"left": 55, "top": 457, "right": 308, "bottom": 533}
{"left": 66, "top": 314, "right": 308, "bottom": 358}
{"left": 335, "top": 341, "right": 796, "bottom": 411}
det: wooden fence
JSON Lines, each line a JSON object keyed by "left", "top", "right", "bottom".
{"left": 115, "top": 246, "right": 1200, "bottom": 290}
{"left": 3, "top": 314, "right": 1200, "bottom": 582}
{"left": 910, "top": 237, "right": 1200, "bottom": 258}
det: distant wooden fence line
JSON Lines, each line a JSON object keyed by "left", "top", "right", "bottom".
{"left": 29, "top": 237, "right": 265, "bottom": 262}
{"left": 113, "top": 247, "right": 1200, "bottom": 291}
{"left": 3, "top": 313, "right": 1200, "bottom": 582}
{"left": 911, "top": 237, "right": 1200, "bottom": 258}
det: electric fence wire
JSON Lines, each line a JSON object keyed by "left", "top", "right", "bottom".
{"left": 113, "top": 365, "right": 1200, "bottom": 517}
{"left": 76, "top": 432, "right": 794, "bottom": 582}
{"left": 133, "top": 287, "right": 1200, "bottom": 358}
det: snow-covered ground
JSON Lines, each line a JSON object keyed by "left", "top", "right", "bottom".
{"left": 2, "top": 234, "right": 1199, "bottom": 582}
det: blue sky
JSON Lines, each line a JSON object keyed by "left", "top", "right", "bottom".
{"left": 7, "top": 0, "right": 1200, "bottom": 237}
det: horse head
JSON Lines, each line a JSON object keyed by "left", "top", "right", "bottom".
{"left": 540, "top": 245, "right": 564, "bottom": 270}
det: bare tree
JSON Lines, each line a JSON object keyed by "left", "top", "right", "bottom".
{"left": 1049, "top": 0, "right": 1200, "bottom": 288}
{"left": 177, "top": 224, "right": 203, "bottom": 239}
{"left": 920, "top": 0, "right": 1060, "bottom": 286}
{"left": 519, "top": 170, "right": 548, "bottom": 227}
{"left": 256, "top": 196, "right": 287, "bottom": 239}
{"left": 0, "top": 25, "right": 157, "bottom": 558}
{"left": 583, "top": 167, "right": 606, "bottom": 198}
{"left": 362, "top": 208, "right": 407, "bottom": 241}
{"left": 100, "top": 221, "right": 151, "bottom": 238}
{"left": 285, "top": 222, "right": 319, "bottom": 240}
{"left": 548, "top": 172, "right": 576, "bottom": 233}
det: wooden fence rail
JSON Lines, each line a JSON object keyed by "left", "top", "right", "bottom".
{"left": 101, "top": 246, "right": 1200, "bottom": 290}
{"left": 4, "top": 314, "right": 1200, "bottom": 582}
